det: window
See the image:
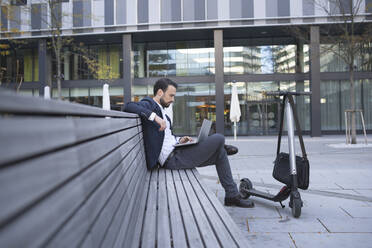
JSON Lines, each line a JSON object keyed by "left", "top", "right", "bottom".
{"left": 11, "top": 0, "right": 27, "bottom": 6}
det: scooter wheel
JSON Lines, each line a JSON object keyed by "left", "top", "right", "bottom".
{"left": 239, "top": 178, "right": 253, "bottom": 199}
{"left": 291, "top": 198, "right": 302, "bottom": 218}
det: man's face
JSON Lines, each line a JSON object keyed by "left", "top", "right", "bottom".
{"left": 159, "top": 85, "right": 176, "bottom": 108}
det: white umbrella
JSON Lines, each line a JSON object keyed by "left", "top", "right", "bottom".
{"left": 229, "top": 84, "right": 241, "bottom": 140}
{"left": 102, "top": 84, "right": 111, "bottom": 119}
{"left": 102, "top": 84, "right": 111, "bottom": 111}
{"left": 44, "top": 86, "right": 51, "bottom": 99}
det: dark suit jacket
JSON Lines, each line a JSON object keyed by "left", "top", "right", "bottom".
{"left": 123, "top": 97, "right": 164, "bottom": 169}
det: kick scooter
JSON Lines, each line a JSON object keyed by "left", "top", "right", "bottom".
{"left": 239, "top": 91, "right": 311, "bottom": 218}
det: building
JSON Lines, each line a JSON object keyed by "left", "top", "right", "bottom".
{"left": 1, "top": 0, "right": 371, "bottom": 136}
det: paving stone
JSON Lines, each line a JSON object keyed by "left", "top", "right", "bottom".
{"left": 340, "top": 206, "right": 372, "bottom": 218}
{"left": 276, "top": 205, "right": 351, "bottom": 221}
{"left": 199, "top": 135, "right": 372, "bottom": 247}
{"left": 318, "top": 218, "right": 372, "bottom": 233}
{"left": 226, "top": 197, "right": 282, "bottom": 219}
{"left": 354, "top": 189, "right": 372, "bottom": 198}
{"left": 247, "top": 218, "right": 327, "bottom": 233}
{"left": 245, "top": 233, "right": 295, "bottom": 248}
{"left": 291, "top": 233, "right": 372, "bottom": 248}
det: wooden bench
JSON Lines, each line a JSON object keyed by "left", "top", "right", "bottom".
{"left": 0, "top": 91, "right": 249, "bottom": 247}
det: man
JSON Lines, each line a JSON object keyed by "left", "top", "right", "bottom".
{"left": 123, "top": 78, "right": 254, "bottom": 208}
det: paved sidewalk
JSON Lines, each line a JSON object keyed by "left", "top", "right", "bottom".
{"left": 198, "top": 135, "right": 372, "bottom": 248}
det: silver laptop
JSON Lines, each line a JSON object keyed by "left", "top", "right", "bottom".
{"left": 173, "top": 119, "right": 212, "bottom": 147}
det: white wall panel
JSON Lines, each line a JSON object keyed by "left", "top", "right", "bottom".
{"left": 291, "top": 0, "right": 302, "bottom": 17}
{"left": 254, "top": 0, "right": 265, "bottom": 18}
{"left": 149, "top": 0, "right": 160, "bottom": 23}
{"left": 92, "top": 0, "right": 104, "bottom": 26}
{"left": 127, "top": 0, "right": 137, "bottom": 24}
{"left": 62, "top": 1, "right": 73, "bottom": 29}
{"left": 218, "top": 0, "right": 229, "bottom": 20}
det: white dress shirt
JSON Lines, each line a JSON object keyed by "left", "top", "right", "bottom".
{"left": 154, "top": 101, "right": 177, "bottom": 166}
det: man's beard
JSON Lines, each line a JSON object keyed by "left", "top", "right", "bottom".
{"left": 160, "top": 97, "right": 171, "bottom": 108}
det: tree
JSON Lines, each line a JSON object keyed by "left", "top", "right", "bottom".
{"left": 1, "top": 0, "right": 117, "bottom": 99}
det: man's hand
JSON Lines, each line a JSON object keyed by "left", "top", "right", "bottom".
{"left": 179, "top": 136, "right": 193, "bottom": 144}
{"left": 154, "top": 115, "right": 166, "bottom": 131}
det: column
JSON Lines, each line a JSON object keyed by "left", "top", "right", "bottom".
{"left": 310, "top": 26, "right": 321, "bottom": 136}
{"left": 214, "top": 29, "right": 224, "bottom": 134}
{"left": 38, "top": 39, "right": 47, "bottom": 96}
{"left": 123, "top": 34, "right": 133, "bottom": 104}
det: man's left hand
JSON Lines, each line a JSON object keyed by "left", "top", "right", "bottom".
{"left": 179, "top": 136, "right": 193, "bottom": 144}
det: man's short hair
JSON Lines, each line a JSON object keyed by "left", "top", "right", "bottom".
{"left": 153, "top": 78, "right": 178, "bottom": 96}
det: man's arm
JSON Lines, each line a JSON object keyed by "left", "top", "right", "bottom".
{"left": 123, "top": 101, "right": 153, "bottom": 119}
{"left": 123, "top": 101, "right": 166, "bottom": 131}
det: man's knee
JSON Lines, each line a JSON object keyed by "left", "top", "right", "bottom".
{"left": 210, "top": 133, "right": 225, "bottom": 147}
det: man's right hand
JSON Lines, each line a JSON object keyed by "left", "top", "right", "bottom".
{"left": 154, "top": 115, "right": 166, "bottom": 131}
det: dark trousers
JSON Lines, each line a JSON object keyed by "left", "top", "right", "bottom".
{"left": 164, "top": 134, "right": 239, "bottom": 198}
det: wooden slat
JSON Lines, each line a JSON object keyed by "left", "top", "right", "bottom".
{"left": 0, "top": 127, "right": 139, "bottom": 225}
{"left": 179, "top": 170, "right": 221, "bottom": 248}
{"left": 157, "top": 169, "right": 172, "bottom": 248}
{"left": 126, "top": 168, "right": 151, "bottom": 248}
{"left": 191, "top": 169, "right": 250, "bottom": 248}
{"left": 84, "top": 150, "right": 146, "bottom": 248}
{"left": 165, "top": 169, "right": 188, "bottom": 248}
{"left": 172, "top": 170, "right": 204, "bottom": 248}
{"left": 184, "top": 170, "right": 238, "bottom": 248}
{"left": 0, "top": 117, "right": 138, "bottom": 166}
{"left": 44, "top": 139, "right": 143, "bottom": 247}
{"left": 0, "top": 134, "right": 141, "bottom": 247}
{"left": 99, "top": 152, "right": 147, "bottom": 248}
{"left": 141, "top": 170, "right": 158, "bottom": 248}
{"left": 0, "top": 90, "right": 137, "bottom": 118}
{"left": 111, "top": 159, "right": 148, "bottom": 248}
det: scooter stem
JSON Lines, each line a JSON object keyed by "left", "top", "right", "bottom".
{"left": 285, "top": 98, "right": 297, "bottom": 177}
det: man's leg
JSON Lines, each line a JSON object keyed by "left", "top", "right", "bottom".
{"left": 165, "top": 134, "right": 238, "bottom": 198}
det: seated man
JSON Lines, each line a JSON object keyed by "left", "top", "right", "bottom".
{"left": 123, "top": 78, "right": 254, "bottom": 208}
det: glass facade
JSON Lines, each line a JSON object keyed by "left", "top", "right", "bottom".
{"left": 320, "top": 80, "right": 371, "bottom": 131}
{"left": 50, "top": 86, "right": 124, "bottom": 110}
{"left": 173, "top": 83, "right": 216, "bottom": 135}
{"left": 134, "top": 41, "right": 214, "bottom": 78}
{"left": 50, "top": 44, "right": 123, "bottom": 81}
{"left": 223, "top": 39, "right": 309, "bottom": 74}
{"left": 223, "top": 81, "right": 310, "bottom": 136}
{"left": 320, "top": 42, "right": 372, "bottom": 72}
{"left": 1, "top": 36, "right": 370, "bottom": 136}
{"left": 0, "top": 49, "right": 39, "bottom": 83}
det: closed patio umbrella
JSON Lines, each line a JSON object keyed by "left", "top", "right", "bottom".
{"left": 102, "top": 84, "right": 110, "bottom": 111}
{"left": 230, "top": 84, "right": 241, "bottom": 140}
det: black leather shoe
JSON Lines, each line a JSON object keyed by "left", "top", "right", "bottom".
{"left": 224, "top": 144, "right": 238, "bottom": 156}
{"left": 224, "top": 195, "right": 255, "bottom": 208}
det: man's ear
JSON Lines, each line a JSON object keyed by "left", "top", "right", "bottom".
{"left": 157, "top": 89, "right": 164, "bottom": 97}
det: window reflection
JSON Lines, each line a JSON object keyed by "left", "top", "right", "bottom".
{"left": 70, "top": 88, "right": 89, "bottom": 105}
{"left": 320, "top": 42, "right": 372, "bottom": 72}
{"left": 52, "top": 88, "right": 69, "bottom": 100}
{"left": 173, "top": 83, "right": 216, "bottom": 135}
{"left": 134, "top": 41, "right": 214, "bottom": 78}
{"left": 0, "top": 48, "right": 39, "bottom": 83}
{"left": 223, "top": 43, "right": 301, "bottom": 74}
{"left": 89, "top": 87, "right": 103, "bottom": 107}
{"left": 321, "top": 80, "right": 363, "bottom": 131}
{"left": 224, "top": 81, "right": 310, "bottom": 136}
{"left": 110, "top": 87, "right": 124, "bottom": 111}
